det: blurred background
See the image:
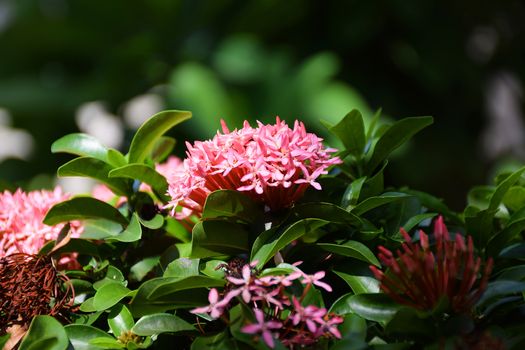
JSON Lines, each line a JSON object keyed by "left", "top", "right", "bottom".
{"left": 0, "top": 0, "right": 524, "bottom": 210}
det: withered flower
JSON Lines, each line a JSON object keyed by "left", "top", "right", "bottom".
{"left": 0, "top": 253, "right": 75, "bottom": 335}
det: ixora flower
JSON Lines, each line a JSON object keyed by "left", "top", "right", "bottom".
{"left": 370, "top": 216, "right": 493, "bottom": 313}
{"left": 0, "top": 187, "right": 82, "bottom": 258}
{"left": 191, "top": 260, "right": 343, "bottom": 348}
{"left": 165, "top": 118, "right": 341, "bottom": 218}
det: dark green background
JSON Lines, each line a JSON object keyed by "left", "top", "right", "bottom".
{"left": 1, "top": 0, "right": 524, "bottom": 209}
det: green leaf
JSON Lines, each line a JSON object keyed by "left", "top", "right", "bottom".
{"left": 191, "top": 220, "right": 250, "bottom": 258}
{"left": 476, "top": 280, "right": 525, "bottom": 307}
{"left": 107, "top": 148, "right": 128, "bottom": 167}
{"left": 401, "top": 213, "right": 437, "bottom": 232}
{"left": 202, "top": 190, "right": 262, "bottom": 223}
{"left": 65, "top": 324, "right": 114, "bottom": 350}
{"left": 51, "top": 133, "right": 108, "bottom": 163}
{"left": 108, "top": 304, "right": 135, "bottom": 337}
{"left": 128, "top": 110, "right": 192, "bottom": 164}
{"left": 81, "top": 219, "right": 123, "bottom": 240}
{"left": 191, "top": 331, "right": 239, "bottom": 350}
{"left": 131, "top": 313, "right": 194, "bottom": 336}
{"left": 130, "top": 276, "right": 225, "bottom": 316}
{"left": 466, "top": 166, "right": 525, "bottom": 247}
{"left": 130, "top": 256, "right": 161, "bottom": 282}
{"left": 200, "top": 260, "right": 227, "bottom": 279}
{"left": 151, "top": 136, "right": 176, "bottom": 163}
{"left": 93, "top": 283, "right": 132, "bottom": 311}
{"left": 138, "top": 214, "right": 164, "bottom": 229}
{"left": 318, "top": 241, "right": 380, "bottom": 266}
{"left": 329, "top": 109, "right": 366, "bottom": 156}
{"left": 106, "top": 213, "right": 142, "bottom": 243}
{"left": 89, "top": 338, "right": 125, "bottom": 349}
{"left": 109, "top": 164, "right": 169, "bottom": 201}
{"left": 58, "top": 157, "right": 130, "bottom": 196}
{"left": 347, "top": 293, "right": 402, "bottom": 323}
{"left": 43, "top": 197, "right": 128, "bottom": 226}
{"left": 488, "top": 206, "right": 525, "bottom": 256}
{"left": 164, "top": 258, "right": 200, "bottom": 278}
{"left": 334, "top": 271, "right": 380, "bottom": 294}
{"left": 251, "top": 219, "right": 329, "bottom": 269}
{"left": 342, "top": 177, "right": 367, "bottom": 208}
{"left": 365, "top": 116, "right": 433, "bottom": 174}
{"left": 19, "top": 315, "right": 68, "bottom": 350}
{"left": 0, "top": 334, "right": 10, "bottom": 349}
{"left": 351, "top": 192, "right": 411, "bottom": 215}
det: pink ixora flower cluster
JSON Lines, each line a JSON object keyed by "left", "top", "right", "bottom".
{"left": 0, "top": 187, "right": 82, "bottom": 259}
{"left": 191, "top": 261, "right": 343, "bottom": 348}
{"left": 165, "top": 118, "right": 341, "bottom": 219}
{"left": 370, "top": 216, "right": 493, "bottom": 313}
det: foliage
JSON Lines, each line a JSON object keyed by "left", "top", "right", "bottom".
{"left": 2, "top": 108, "right": 525, "bottom": 350}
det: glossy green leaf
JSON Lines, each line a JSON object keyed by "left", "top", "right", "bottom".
{"left": 251, "top": 218, "right": 329, "bottom": 269}
{"left": 329, "top": 109, "right": 366, "bottom": 156}
{"left": 318, "top": 241, "right": 380, "bottom": 266}
{"left": 88, "top": 338, "right": 125, "bottom": 349}
{"left": 65, "top": 324, "right": 114, "bottom": 350}
{"left": 164, "top": 258, "right": 200, "bottom": 278}
{"left": 109, "top": 164, "right": 169, "bottom": 201}
{"left": 190, "top": 331, "right": 239, "bottom": 350}
{"left": 351, "top": 192, "right": 411, "bottom": 215}
{"left": 138, "top": 214, "right": 164, "bottom": 229}
{"left": 128, "top": 110, "right": 191, "bottom": 164}
{"left": 132, "top": 313, "right": 194, "bottom": 336}
{"left": 130, "top": 276, "right": 224, "bottom": 316}
{"left": 488, "top": 206, "right": 525, "bottom": 256}
{"left": 365, "top": 116, "right": 433, "bottom": 174}
{"left": 0, "top": 334, "right": 10, "bottom": 349}
{"left": 200, "top": 260, "right": 227, "bottom": 279}
{"left": 58, "top": 157, "right": 130, "bottom": 196}
{"left": 151, "top": 136, "right": 176, "bottom": 163}
{"left": 106, "top": 213, "right": 142, "bottom": 243}
{"left": 130, "top": 256, "right": 161, "bottom": 282}
{"left": 81, "top": 219, "right": 123, "bottom": 240}
{"left": 476, "top": 280, "right": 525, "bottom": 306}
{"left": 19, "top": 315, "right": 68, "bottom": 350}
{"left": 191, "top": 220, "right": 250, "bottom": 258}
{"left": 347, "top": 293, "right": 402, "bottom": 323}
{"left": 401, "top": 213, "right": 437, "bottom": 232}
{"left": 93, "top": 283, "right": 132, "bottom": 311}
{"left": 202, "top": 190, "right": 262, "bottom": 223}
{"left": 107, "top": 148, "right": 128, "bottom": 167}
{"left": 342, "top": 177, "right": 366, "bottom": 208}
{"left": 108, "top": 304, "right": 135, "bottom": 337}
{"left": 334, "top": 271, "right": 380, "bottom": 294}
{"left": 44, "top": 197, "right": 128, "bottom": 226}
{"left": 51, "top": 133, "right": 108, "bottom": 163}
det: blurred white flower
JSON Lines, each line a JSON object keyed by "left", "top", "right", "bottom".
{"left": 0, "top": 108, "right": 34, "bottom": 162}
{"left": 123, "top": 93, "right": 163, "bottom": 129}
{"left": 75, "top": 101, "right": 124, "bottom": 149}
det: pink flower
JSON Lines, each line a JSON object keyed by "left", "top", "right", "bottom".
{"left": 296, "top": 270, "right": 333, "bottom": 292}
{"left": 190, "top": 288, "right": 231, "bottom": 319}
{"left": 241, "top": 308, "right": 282, "bottom": 348}
{"left": 227, "top": 264, "right": 255, "bottom": 303}
{"left": 166, "top": 118, "right": 341, "bottom": 218}
{"left": 370, "top": 216, "right": 494, "bottom": 313}
{"left": 0, "top": 187, "right": 83, "bottom": 267}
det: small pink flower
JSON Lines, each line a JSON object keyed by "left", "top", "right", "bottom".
{"left": 166, "top": 118, "right": 341, "bottom": 218}
{"left": 241, "top": 309, "right": 282, "bottom": 348}
{"left": 298, "top": 270, "right": 333, "bottom": 292}
{"left": 190, "top": 288, "right": 231, "bottom": 319}
{"left": 227, "top": 264, "right": 254, "bottom": 303}
{"left": 0, "top": 187, "right": 82, "bottom": 263}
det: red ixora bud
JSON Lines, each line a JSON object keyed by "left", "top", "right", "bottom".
{"left": 370, "top": 216, "right": 493, "bottom": 313}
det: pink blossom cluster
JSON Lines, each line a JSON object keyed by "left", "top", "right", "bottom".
{"left": 165, "top": 118, "right": 341, "bottom": 219}
{"left": 191, "top": 261, "right": 343, "bottom": 348}
{"left": 0, "top": 187, "right": 82, "bottom": 258}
